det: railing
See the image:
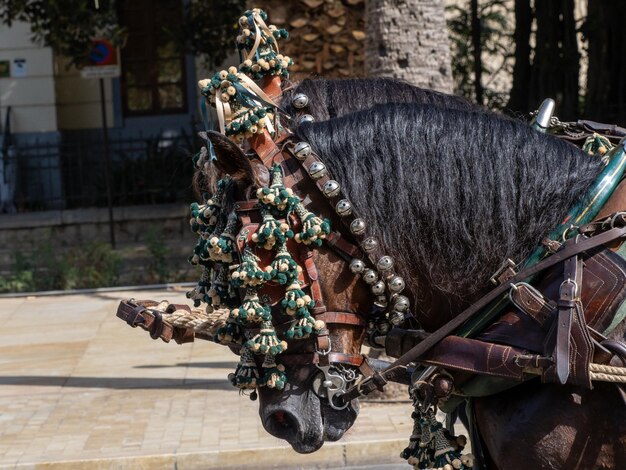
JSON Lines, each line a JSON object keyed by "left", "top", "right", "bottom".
{"left": 0, "top": 124, "right": 201, "bottom": 213}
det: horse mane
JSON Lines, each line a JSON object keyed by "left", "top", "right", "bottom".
{"left": 281, "top": 77, "right": 475, "bottom": 123}
{"left": 196, "top": 77, "right": 475, "bottom": 196}
{"left": 295, "top": 103, "right": 605, "bottom": 327}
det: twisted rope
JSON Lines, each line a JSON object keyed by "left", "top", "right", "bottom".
{"left": 589, "top": 362, "right": 626, "bottom": 383}
{"left": 149, "top": 301, "right": 230, "bottom": 339}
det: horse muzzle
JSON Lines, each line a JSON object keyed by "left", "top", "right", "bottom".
{"left": 258, "top": 373, "right": 360, "bottom": 453}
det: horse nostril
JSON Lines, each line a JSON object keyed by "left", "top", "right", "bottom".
{"left": 265, "top": 410, "right": 299, "bottom": 439}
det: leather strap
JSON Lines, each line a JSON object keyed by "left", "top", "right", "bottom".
{"left": 302, "top": 247, "right": 326, "bottom": 312}
{"left": 116, "top": 300, "right": 195, "bottom": 344}
{"left": 555, "top": 248, "right": 582, "bottom": 383}
{"left": 315, "top": 311, "right": 367, "bottom": 326}
{"left": 338, "top": 225, "right": 626, "bottom": 404}
{"left": 279, "top": 351, "right": 365, "bottom": 367}
{"left": 509, "top": 282, "right": 555, "bottom": 328}
{"left": 325, "top": 232, "right": 362, "bottom": 259}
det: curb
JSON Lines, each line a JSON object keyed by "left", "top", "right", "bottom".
{"left": 5, "top": 438, "right": 407, "bottom": 470}
{"left": 0, "top": 282, "right": 195, "bottom": 299}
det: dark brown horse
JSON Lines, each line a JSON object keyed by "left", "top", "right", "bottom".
{"left": 204, "top": 77, "right": 626, "bottom": 468}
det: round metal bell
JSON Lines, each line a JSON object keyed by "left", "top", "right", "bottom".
{"left": 350, "top": 218, "right": 366, "bottom": 235}
{"left": 371, "top": 280, "right": 386, "bottom": 295}
{"left": 323, "top": 180, "right": 340, "bottom": 198}
{"left": 375, "top": 295, "right": 388, "bottom": 307}
{"left": 308, "top": 162, "right": 327, "bottom": 180}
{"left": 292, "top": 93, "right": 309, "bottom": 109}
{"left": 298, "top": 114, "right": 315, "bottom": 125}
{"left": 388, "top": 276, "right": 406, "bottom": 293}
{"left": 388, "top": 311, "right": 405, "bottom": 326}
{"left": 336, "top": 199, "right": 352, "bottom": 216}
{"left": 376, "top": 256, "right": 394, "bottom": 271}
{"left": 362, "top": 237, "right": 378, "bottom": 252}
{"left": 349, "top": 259, "right": 366, "bottom": 274}
{"left": 362, "top": 269, "right": 378, "bottom": 285}
{"left": 293, "top": 142, "right": 312, "bottom": 160}
{"left": 392, "top": 295, "right": 410, "bottom": 312}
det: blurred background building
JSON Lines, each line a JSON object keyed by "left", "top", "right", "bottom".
{"left": 0, "top": 0, "right": 622, "bottom": 292}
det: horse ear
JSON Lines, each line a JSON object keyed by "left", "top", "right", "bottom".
{"left": 206, "top": 131, "right": 254, "bottom": 186}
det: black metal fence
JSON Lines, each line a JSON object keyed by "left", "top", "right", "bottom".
{"left": 0, "top": 124, "right": 201, "bottom": 213}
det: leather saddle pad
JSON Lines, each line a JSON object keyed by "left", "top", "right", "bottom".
{"left": 477, "top": 246, "right": 626, "bottom": 353}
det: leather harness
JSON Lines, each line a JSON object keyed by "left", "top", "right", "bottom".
{"left": 234, "top": 129, "right": 375, "bottom": 375}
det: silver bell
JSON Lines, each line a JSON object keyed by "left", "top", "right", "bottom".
{"left": 308, "top": 162, "right": 327, "bottom": 180}
{"left": 298, "top": 114, "right": 315, "bottom": 125}
{"left": 336, "top": 199, "right": 352, "bottom": 216}
{"left": 293, "top": 142, "right": 312, "bottom": 160}
{"left": 349, "top": 259, "right": 365, "bottom": 274}
{"left": 323, "top": 180, "right": 340, "bottom": 198}
{"left": 350, "top": 218, "right": 366, "bottom": 235}
{"left": 375, "top": 295, "right": 389, "bottom": 307}
{"left": 371, "top": 280, "right": 386, "bottom": 295}
{"left": 388, "top": 311, "right": 405, "bottom": 326}
{"left": 362, "top": 237, "right": 378, "bottom": 252}
{"left": 292, "top": 93, "right": 309, "bottom": 109}
{"left": 376, "top": 256, "right": 394, "bottom": 271}
{"left": 392, "top": 295, "right": 410, "bottom": 312}
{"left": 362, "top": 269, "right": 378, "bottom": 285}
{"left": 388, "top": 276, "right": 406, "bottom": 293}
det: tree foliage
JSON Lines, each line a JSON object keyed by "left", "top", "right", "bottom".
{"left": 170, "top": 0, "right": 246, "bottom": 69}
{"left": 0, "top": 0, "right": 245, "bottom": 69}
{"left": 0, "top": 0, "right": 124, "bottom": 66}
{"left": 446, "top": 0, "right": 513, "bottom": 110}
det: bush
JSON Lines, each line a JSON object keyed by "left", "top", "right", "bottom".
{"left": 0, "top": 242, "right": 121, "bottom": 293}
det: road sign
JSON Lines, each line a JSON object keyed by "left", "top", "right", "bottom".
{"left": 80, "top": 39, "right": 120, "bottom": 79}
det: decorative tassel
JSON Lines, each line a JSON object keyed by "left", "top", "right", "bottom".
{"left": 190, "top": 177, "right": 229, "bottom": 233}
{"left": 186, "top": 267, "right": 211, "bottom": 307}
{"left": 583, "top": 133, "right": 614, "bottom": 158}
{"left": 284, "top": 311, "right": 325, "bottom": 340}
{"left": 251, "top": 208, "right": 292, "bottom": 250}
{"left": 216, "top": 316, "right": 244, "bottom": 345}
{"left": 402, "top": 402, "right": 474, "bottom": 469}
{"left": 231, "top": 289, "right": 272, "bottom": 324}
{"left": 269, "top": 244, "right": 301, "bottom": 285}
{"left": 261, "top": 356, "right": 287, "bottom": 390}
{"left": 230, "top": 247, "right": 271, "bottom": 288}
{"left": 256, "top": 164, "right": 299, "bottom": 214}
{"left": 198, "top": 215, "right": 226, "bottom": 262}
{"left": 293, "top": 202, "right": 331, "bottom": 246}
{"left": 245, "top": 321, "right": 287, "bottom": 355}
{"left": 281, "top": 282, "right": 314, "bottom": 316}
{"left": 208, "top": 211, "right": 238, "bottom": 263}
{"left": 207, "top": 265, "right": 238, "bottom": 312}
{"left": 228, "top": 347, "right": 260, "bottom": 389}
{"left": 236, "top": 9, "right": 292, "bottom": 80}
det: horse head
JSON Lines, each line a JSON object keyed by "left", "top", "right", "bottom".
{"left": 205, "top": 130, "right": 371, "bottom": 453}
{"left": 196, "top": 71, "right": 609, "bottom": 459}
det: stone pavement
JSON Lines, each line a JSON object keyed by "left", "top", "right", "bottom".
{"left": 0, "top": 288, "right": 421, "bottom": 469}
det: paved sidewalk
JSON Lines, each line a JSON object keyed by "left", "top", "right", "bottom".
{"left": 0, "top": 289, "right": 418, "bottom": 469}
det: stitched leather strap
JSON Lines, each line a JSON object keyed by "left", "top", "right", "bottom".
{"left": 555, "top": 249, "right": 582, "bottom": 384}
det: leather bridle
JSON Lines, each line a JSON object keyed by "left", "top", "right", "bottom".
{"left": 232, "top": 129, "right": 377, "bottom": 407}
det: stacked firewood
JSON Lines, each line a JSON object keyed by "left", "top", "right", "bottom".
{"left": 256, "top": 0, "right": 366, "bottom": 78}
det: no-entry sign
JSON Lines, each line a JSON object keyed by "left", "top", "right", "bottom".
{"left": 80, "top": 39, "right": 120, "bottom": 78}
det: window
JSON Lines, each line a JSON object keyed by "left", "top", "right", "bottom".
{"left": 119, "top": 0, "right": 187, "bottom": 116}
